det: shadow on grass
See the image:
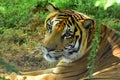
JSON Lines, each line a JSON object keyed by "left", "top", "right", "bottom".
{"left": 0, "top": 59, "right": 19, "bottom": 73}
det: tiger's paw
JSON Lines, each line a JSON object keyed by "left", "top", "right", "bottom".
{"left": 0, "top": 73, "right": 56, "bottom": 80}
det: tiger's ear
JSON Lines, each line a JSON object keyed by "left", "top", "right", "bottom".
{"left": 82, "top": 19, "right": 95, "bottom": 29}
{"left": 47, "top": 3, "right": 59, "bottom": 12}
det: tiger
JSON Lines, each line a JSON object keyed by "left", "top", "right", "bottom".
{"left": 0, "top": 3, "right": 120, "bottom": 80}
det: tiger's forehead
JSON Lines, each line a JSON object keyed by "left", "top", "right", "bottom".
{"left": 46, "top": 9, "right": 90, "bottom": 23}
{"left": 45, "top": 9, "right": 91, "bottom": 33}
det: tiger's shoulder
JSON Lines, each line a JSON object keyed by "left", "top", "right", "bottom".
{"left": 99, "top": 23, "right": 120, "bottom": 45}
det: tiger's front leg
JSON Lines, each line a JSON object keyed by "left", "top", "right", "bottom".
{"left": 20, "top": 68, "right": 55, "bottom": 76}
{"left": 0, "top": 73, "right": 60, "bottom": 80}
{"left": 0, "top": 68, "right": 61, "bottom": 80}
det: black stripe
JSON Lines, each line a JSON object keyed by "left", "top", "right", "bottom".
{"left": 73, "top": 27, "right": 78, "bottom": 38}
{"left": 75, "top": 20, "right": 81, "bottom": 30}
{"left": 57, "top": 65, "right": 72, "bottom": 68}
{"left": 79, "top": 14, "right": 84, "bottom": 19}
{"left": 46, "top": 53, "right": 62, "bottom": 60}
{"left": 78, "top": 31, "right": 82, "bottom": 48}
{"left": 101, "top": 32, "right": 106, "bottom": 40}
{"left": 112, "top": 35, "right": 118, "bottom": 42}
{"left": 99, "top": 45, "right": 112, "bottom": 59}
{"left": 71, "top": 16, "right": 75, "bottom": 24}
{"left": 101, "top": 25, "right": 107, "bottom": 39}
{"left": 57, "top": 16, "right": 67, "bottom": 19}
{"left": 109, "top": 29, "right": 113, "bottom": 33}
{"left": 58, "top": 13, "right": 71, "bottom": 18}
{"left": 58, "top": 14, "right": 68, "bottom": 16}
{"left": 74, "top": 14, "right": 80, "bottom": 21}
{"left": 78, "top": 14, "right": 83, "bottom": 20}
{"left": 46, "top": 54, "right": 52, "bottom": 58}
{"left": 112, "top": 32, "right": 120, "bottom": 41}
{"left": 52, "top": 70, "right": 74, "bottom": 74}
{"left": 67, "top": 23, "right": 71, "bottom": 28}
{"left": 46, "top": 18, "right": 51, "bottom": 23}
{"left": 64, "top": 69, "right": 88, "bottom": 78}
{"left": 68, "top": 18, "right": 73, "bottom": 26}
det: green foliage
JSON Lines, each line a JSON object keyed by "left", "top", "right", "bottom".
{"left": 87, "top": 27, "right": 101, "bottom": 79}
{"left": 38, "top": 12, "right": 48, "bottom": 22}
{"left": 0, "top": 0, "right": 120, "bottom": 28}
{"left": 49, "top": 0, "right": 78, "bottom": 9}
{"left": 0, "top": 0, "right": 39, "bottom": 28}
{"left": 75, "top": 0, "right": 120, "bottom": 19}
{"left": 95, "top": 0, "right": 120, "bottom": 10}
{"left": 48, "top": 0, "right": 120, "bottom": 20}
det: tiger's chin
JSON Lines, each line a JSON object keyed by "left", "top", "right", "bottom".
{"left": 43, "top": 53, "right": 62, "bottom": 62}
{"left": 42, "top": 47, "right": 63, "bottom": 62}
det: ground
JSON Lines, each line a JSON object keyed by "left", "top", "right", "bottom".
{"left": 0, "top": 23, "right": 57, "bottom": 74}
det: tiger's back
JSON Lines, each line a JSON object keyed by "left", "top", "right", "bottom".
{"left": 91, "top": 24, "right": 120, "bottom": 79}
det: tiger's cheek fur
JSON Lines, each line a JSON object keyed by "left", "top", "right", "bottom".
{"left": 43, "top": 32, "right": 73, "bottom": 52}
{"left": 56, "top": 38, "right": 74, "bottom": 51}
{"left": 42, "top": 33, "right": 61, "bottom": 49}
{"left": 42, "top": 26, "right": 64, "bottom": 50}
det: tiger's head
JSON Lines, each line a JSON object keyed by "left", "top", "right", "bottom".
{"left": 42, "top": 4, "right": 96, "bottom": 63}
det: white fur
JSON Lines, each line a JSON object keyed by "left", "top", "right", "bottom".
{"left": 51, "top": 18, "right": 59, "bottom": 30}
{"left": 42, "top": 47, "right": 62, "bottom": 62}
{"left": 62, "top": 39, "right": 81, "bottom": 63}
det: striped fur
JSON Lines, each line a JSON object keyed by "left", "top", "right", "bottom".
{"left": 0, "top": 4, "right": 120, "bottom": 80}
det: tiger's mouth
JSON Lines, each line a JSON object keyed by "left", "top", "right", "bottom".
{"left": 42, "top": 47, "right": 63, "bottom": 62}
{"left": 42, "top": 41, "right": 81, "bottom": 63}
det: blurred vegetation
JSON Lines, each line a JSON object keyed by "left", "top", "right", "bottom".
{"left": 0, "top": 0, "right": 120, "bottom": 76}
{"left": 0, "top": 0, "right": 120, "bottom": 29}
